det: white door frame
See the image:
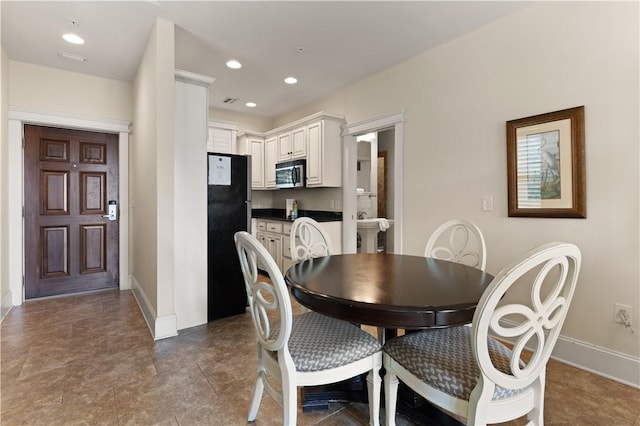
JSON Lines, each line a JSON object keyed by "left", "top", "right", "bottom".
{"left": 342, "top": 111, "right": 404, "bottom": 254}
{"left": 7, "top": 108, "right": 130, "bottom": 305}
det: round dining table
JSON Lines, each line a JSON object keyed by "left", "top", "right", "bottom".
{"left": 285, "top": 253, "right": 494, "bottom": 330}
{"left": 284, "top": 253, "right": 495, "bottom": 425}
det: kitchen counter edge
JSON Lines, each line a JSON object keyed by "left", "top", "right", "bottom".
{"left": 252, "top": 208, "right": 342, "bottom": 223}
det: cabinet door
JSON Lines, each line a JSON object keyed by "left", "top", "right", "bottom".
{"left": 291, "top": 126, "right": 307, "bottom": 159}
{"left": 207, "top": 127, "right": 235, "bottom": 154}
{"left": 265, "top": 234, "right": 282, "bottom": 271}
{"left": 256, "top": 232, "right": 267, "bottom": 270}
{"left": 264, "top": 136, "right": 278, "bottom": 188}
{"left": 306, "top": 120, "right": 323, "bottom": 186}
{"left": 278, "top": 132, "right": 291, "bottom": 162}
{"left": 249, "top": 137, "right": 265, "bottom": 189}
{"left": 282, "top": 234, "right": 294, "bottom": 273}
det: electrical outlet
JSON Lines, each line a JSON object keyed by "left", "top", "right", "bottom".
{"left": 614, "top": 303, "right": 632, "bottom": 325}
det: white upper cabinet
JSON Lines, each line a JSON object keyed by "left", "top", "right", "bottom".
{"left": 207, "top": 120, "right": 238, "bottom": 154}
{"left": 238, "top": 132, "right": 265, "bottom": 189}
{"left": 238, "top": 112, "right": 344, "bottom": 190}
{"left": 306, "top": 117, "right": 343, "bottom": 187}
{"left": 278, "top": 125, "right": 307, "bottom": 162}
{"left": 264, "top": 136, "right": 278, "bottom": 189}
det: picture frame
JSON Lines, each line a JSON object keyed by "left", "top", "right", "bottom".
{"left": 506, "top": 106, "right": 586, "bottom": 218}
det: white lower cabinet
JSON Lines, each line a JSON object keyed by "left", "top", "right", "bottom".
{"left": 282, "top": 223, "right": 294, "bottom": 273}
{"left": 255, "top": 219, "right": 293, "bottom": 273}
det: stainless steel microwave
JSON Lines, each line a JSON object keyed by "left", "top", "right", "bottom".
{"left": 275, "top": 159, "right": 306, "bottom": 189}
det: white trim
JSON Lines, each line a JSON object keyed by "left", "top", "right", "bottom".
{"left": 7, "top": 119, "right": 23, "bottom": 305}
{"left": 131, "top": 276, "right": 178, "bottom": 340}
{"left": 155, "top": 314, "right": 179, "bottom": 340}
{"left": 0, "top": 290, "right": 13, "bottom": 322}
{"left": 208, "top": 119, "right": 238, "bottom": 131}
{"left": 268, "top": 111, "right": 345, "bottom": 136}
{"left": 344, "top": 111, "right": 405, "bottom": 135}
{"left": 551, "top": 334, "right": 640, "bottom": 389}
{"left": 7, "top": 107, "right": 130, "bottom": 305}
{"left": 174, "top": 69, "right": 215, "bottom": 87}
{"left": 9, "top": 107, "right": 130, "bottom": 133}
{"left": 342, "top": 111, "right": 405, "bottom": 254}
{"left": 498, "top": 319, "right": 640, "bottom": 389}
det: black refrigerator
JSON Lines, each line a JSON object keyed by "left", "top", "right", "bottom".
{"left": 207, "top": 153, "right": 251, "bottom": 321}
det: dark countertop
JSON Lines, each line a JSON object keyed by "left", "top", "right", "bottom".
{"left": 252, "top": 208, "right": 342, "bottom": 222}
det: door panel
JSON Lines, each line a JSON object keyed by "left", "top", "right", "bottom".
{"left": 41, "top": 226, "right": 69, "bottom": 277}
{"left": 24, "top": 125, "right": 119, "bottom": 299}
{"left": 42, "top": 170, "right": 69, "bottom": 214}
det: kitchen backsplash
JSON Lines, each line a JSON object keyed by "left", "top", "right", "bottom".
{"left": 251, "top": 187, "right": 343, "bottom": 212}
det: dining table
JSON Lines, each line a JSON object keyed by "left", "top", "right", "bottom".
{"left": 284, "top": 252, "right": 495, "bottom": 425}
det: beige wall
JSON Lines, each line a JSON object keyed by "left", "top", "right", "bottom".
{"left": 131, "top": 18, "right": 175, "bottom": 319}
{"left": 1, "top": 46, "right": 10, "bottom": 318}
{"left": 209, "top": 107, "right": 273, "bottom": 133}
{"left": 277, "top": 2, "right": 639, "bottom": 358}
{"left": 2, "top": 60, "right": 132, "bottom": 317}
{"left": 8, "top": 62, "right": 132, "bottom": 121}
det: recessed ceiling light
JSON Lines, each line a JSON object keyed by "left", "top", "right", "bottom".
{"left": 284, "top": 76, "right": 298, "bottom": 85}
{"left": 62, "top": 33, "right": 84, "bottom": 45}
{"left": 226, "top": 60, "right": 242, "bottom": 69}
{"left": 245, "top": 102, "right": 257, "bottom": 108}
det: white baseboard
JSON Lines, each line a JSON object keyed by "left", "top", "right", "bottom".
{"left": 130, "top": 275, "right": 178, "bottom": 341}
{"left": 0, "top": 291, "right": 14, "bottom": 323}
{"left": 551, "top": 334, "right": 640, "bottom": 389}
{"left": 498, "top": 319, "right": 640, "bottom": 389}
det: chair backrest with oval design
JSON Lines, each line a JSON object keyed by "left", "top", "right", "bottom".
{"left": 234, "top": 231, "right": 292, "bottom": 353}
{"left": 424, "top": 219, "right": 487, "bottom": 271}
{"left": 383, "top": 242, "right": 581, "bottom": 426}
{"left": 472, "top": 242, "right": 581, "bottom": 400}
{"left": 290, "top": 217, "right": 333, "bottom": 262}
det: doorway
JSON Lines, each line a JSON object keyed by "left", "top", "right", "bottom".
{"left": 24, "top": 125, "right": 120, "bottom": 298}
{"left": 342, "top": 112, "right": 404, "bottom": 254}
{"left": 7, "top": 109, "right": 130, "bottom": 307}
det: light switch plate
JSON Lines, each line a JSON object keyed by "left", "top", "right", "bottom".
{"left": 481, "top": 196, "right": 494, "bottom": 212}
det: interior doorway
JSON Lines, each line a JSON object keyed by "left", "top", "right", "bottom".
{"left": 342, "top": 112, "right": 404, "bottom": 254}
{"left": 377, "top": 151, "right": 388, "bottom": 219}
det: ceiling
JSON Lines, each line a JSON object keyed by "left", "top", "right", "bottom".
{"left": 1, "top": 1, "right": 530, "bottom": 118}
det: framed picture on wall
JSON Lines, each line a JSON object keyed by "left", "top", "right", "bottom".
{"left": 506, "top": 106, "right": 586, "bottom": 218}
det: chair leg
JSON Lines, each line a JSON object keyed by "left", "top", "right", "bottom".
{"left": 281, "top": 374, "right": 297, "bottom": 426}
{"left": 367, "top": 367, "right": 382, "bottom": 426}
{"left": 383, "top": 369, "right": 399, "bottom": 426}
{"left": 527, "top": 374, "right": 545, "bottom": 425}
{"left": 248, "top": 371, "right": 265, "bottom": 422}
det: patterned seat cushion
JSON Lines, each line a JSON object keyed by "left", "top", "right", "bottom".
{"left": 383, "top": 326, "right": 526, "bottom": 400}
{"left": 273, "top": 312, "right": 381, "bottom": 372}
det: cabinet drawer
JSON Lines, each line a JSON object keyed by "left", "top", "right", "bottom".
{"left": 283, "top": 223, "right": 292, "bottom": 236}
{"left": 266, "top": 222, "right": 283, "bottom": 233}
{"left": 256, "top": 220, "right": 267, "bottom": 231}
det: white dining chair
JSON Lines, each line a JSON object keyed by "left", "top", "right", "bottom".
{"left": 383, "top": 242, "right": 581, "bottom": 426}
{"left": 424, "top": 219, "right": 487, "bottom": 271}
{"left": 234, "top": 231, "right": 382, "bottom": 426}
{"left": 290, "top": 217, "right": 333, "bottom": 262}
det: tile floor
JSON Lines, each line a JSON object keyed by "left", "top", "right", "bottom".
{"left": 1, "top": 289, "right": 639, "bottom": 425}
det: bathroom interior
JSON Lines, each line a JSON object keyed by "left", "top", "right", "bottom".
{"left": 356, "top": 131, "right": 394, "bottom": 253}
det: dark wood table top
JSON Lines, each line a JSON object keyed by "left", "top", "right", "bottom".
{"left": 285, "top": 253, "right": 494, "bottom": 329}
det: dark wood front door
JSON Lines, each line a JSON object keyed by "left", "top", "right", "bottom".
{"left": 24, "top": 125, "right": 119, "bottom": 299}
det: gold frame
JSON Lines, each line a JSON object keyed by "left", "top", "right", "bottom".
{"left": 507, "top": 106, "right": 586, "bottom": 218}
